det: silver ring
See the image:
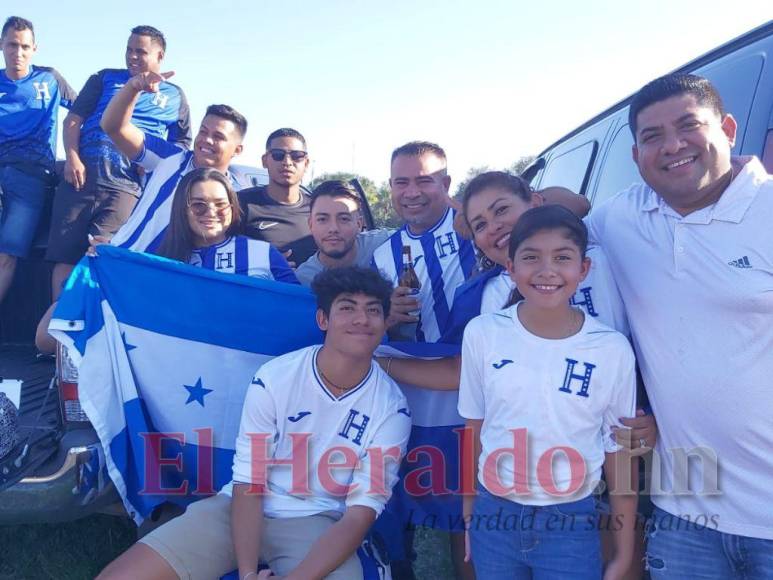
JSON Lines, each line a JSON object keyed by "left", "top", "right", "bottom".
{"left": 639, "top": 438, "right": 647, "bottom": 448}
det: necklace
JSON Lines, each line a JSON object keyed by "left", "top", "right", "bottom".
{"left": 317, "top": 354, "right": 368, "bottom": 395}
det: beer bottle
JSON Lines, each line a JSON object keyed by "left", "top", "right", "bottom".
{"left": 399, "top": 245, "right": 421, "bottom": 293}
{"left": 397, "top": 245, "right": 422, "bottom": 342}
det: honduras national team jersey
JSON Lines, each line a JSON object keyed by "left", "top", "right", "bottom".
{"left": 111, "top": 135, "right": 239, "bottom": 253}
{"left": 372, "top": 207, "right": 475, "bottom": 342}
{"left": 480, "top": 246, "right": 629, "bottom": 335}
{"left": 458, "top": 304, "right": 636, "bottom": 505}
{"left": 70, "top": 69, "right": 190, "bottom": 189}
{"left": 224, "top": 346, "right": 412, "bottom": 518}
{"left": 189, "top": 235, "right": 299, "bottom": 284}
{"left": 0, "top": 65, "right": 76, "bottom": 168}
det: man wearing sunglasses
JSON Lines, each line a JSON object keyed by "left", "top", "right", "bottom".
{"left": 238, "top": 128, "right": 317, "bottom": 266}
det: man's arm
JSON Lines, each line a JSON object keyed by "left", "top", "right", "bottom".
{"left": 62, "top": 112, "right": 86, "bottom": 190}
{"left": 100, "top": 71, "right": 174, "bottom": 160}
{"left": 231, "top": 483, "right": 264, "bottom": 579}
{"left": 538, "top": 186, "right": 591, "bottom": 218}
{"left": 377, "top": 355, "right": 461, "bottom": 390}
{"left": 283, "top": 505, "right": 375, "bottom": 580}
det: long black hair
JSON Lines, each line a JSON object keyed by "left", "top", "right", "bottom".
{"left": 155, "top": 167, "right": 241, "bottom": 263}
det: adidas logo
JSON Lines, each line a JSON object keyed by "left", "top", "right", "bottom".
{"left": 728, "top": 256, "right": 752, "bottom": 269}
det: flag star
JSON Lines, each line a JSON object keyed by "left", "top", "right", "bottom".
{"left": 122, "top": 332, "right": 137, "bottom": 352}
{"left": 183, "top": 378, "right": 213, "bottom": 407}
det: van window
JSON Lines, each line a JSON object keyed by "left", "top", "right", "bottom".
{"left": 700, "top": 53, "right": 764, "bottom": 147}
{"left": 539, "top": 140, "right": 597, "bottom": 195}
{"left": 592, "top": 124, "right": 642, "bottom": 206}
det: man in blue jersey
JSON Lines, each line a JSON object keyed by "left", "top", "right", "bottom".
{"left": 371, "top": 141, "right": 475, "bottom": 580}
{"left": 373, "top": 141, "right": 476, "bottom": 343}
{"left": 46, "top": 25, "right": 191, "bottom": 299}
{"left": 101, "top": 70, "right": 246, "bottom": 254}
{"left": 0, "top": 16, "right": 76, "bottom": 303}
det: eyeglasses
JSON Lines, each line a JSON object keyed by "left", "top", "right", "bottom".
{"left": 187, "top": 199, "right": 232, "bottom": 217}
{"left": 268, "top": 148, "right": 308, "bottom": 162}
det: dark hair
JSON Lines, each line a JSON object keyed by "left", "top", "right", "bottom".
{"left": 310, "top": 180, "right": 361, "bottom": 212}
{"left": 266, "top": 128, "right": 306, "bottom": 150}
{"left": 130, "top": 25, "right": 166, "bottom": 51}
{"left": 390, "top": 141, "right": 446, "bottom": 164}
{"left": 629, "top": 73, "right": 725, "bottom": 137}
{"left": 504, "top": 205, "right": 588, "bottom": 308}
{"left": 311, "top": 267, "right": 393, "bottom": 318}
{"left": 462, "top": 171, "right": 532, "bottom": 221}
{"left": 155, "top": 168, "right": 241, "bottom": 262}
{"left": 2, "top": 16, "right": 34, "bottom": 39}
{"left": 204, "top": 104, "right": 248, "bottom": 138}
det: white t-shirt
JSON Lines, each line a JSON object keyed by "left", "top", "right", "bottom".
{"left": 458, "top": 304, "right": 636, "bottom": 505}
{"left": 480, "top": 246, "right": 629, "bottom": 335}
{"left": 585, "top": 156, "right": 773, "bottom": 539}
{"left": 225, "top": 346, "right": 412, "bottom": 518}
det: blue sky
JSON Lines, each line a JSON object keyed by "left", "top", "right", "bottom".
{"left": 17, "top": 2, "right": 771, "bottom": 184}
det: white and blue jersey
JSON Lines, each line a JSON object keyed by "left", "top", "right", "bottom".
{"left": 70, "top": 69, "right": 190, "bottom": 190}
{"left": 371, "top": 207, "right": 475, "bottom": 342}
{"left": 111, "top": 135, "right": 240, "bottom": 253}
{"left": 190, "top": 235, "right": 299, "bottom": 284}
{"left": 459, "top": 304, "right": 637, "bottom": 505}
{"left": 0, "top": 65, "right": 76, "bottom": 169}
{"left": 225, "top": 345, "right": 412, "bottom": 519}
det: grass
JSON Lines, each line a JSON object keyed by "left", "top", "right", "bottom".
{"left": 0, "top": 515, "right": 453, "bottom": 579}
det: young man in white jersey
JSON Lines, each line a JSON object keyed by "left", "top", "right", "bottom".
{"left": 98, "top": 266, "right": 411, "bottom": 580}
{"left": 586, "top": 73, "right": 773, "bottom": 577}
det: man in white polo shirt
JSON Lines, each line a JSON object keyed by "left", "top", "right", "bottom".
{"left": 586, "top": 72, "right": 773, "bottom": 578}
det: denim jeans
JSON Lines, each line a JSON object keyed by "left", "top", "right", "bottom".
{"left": 0, "top": 164, "right": 51, "bottom": 257}
{"left": 469, "top": 489, "right": 602, "bottom": 579}
{"left": 646, "top": 506, "right": 773, "bottom": 579}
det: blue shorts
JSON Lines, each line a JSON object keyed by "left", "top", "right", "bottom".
{"left": 0, "top": 164, "right": 55, "bottom": 258}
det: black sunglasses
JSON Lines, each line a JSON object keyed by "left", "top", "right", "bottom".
{"left": 268, "top": 148, "right": 308, "bottom": 162}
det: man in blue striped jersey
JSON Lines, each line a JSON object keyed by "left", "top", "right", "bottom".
{"left": 371, "top": 141, "right": 475, "bottom": 580}
{"left": 0, "top": 16, "right": 76, "bottom": 303}
{"left": 46, "top": 25, "right": 191, "bottom": 299}
{"left": 372, "top": 141, "right": 476, "bottom": 344}
{"left": 100, "top": 70, "right": 246, "bottom": 255}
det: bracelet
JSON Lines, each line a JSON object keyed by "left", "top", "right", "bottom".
{"left": 242, "top": 572, "right": 258, "bottom": 580}
{"left": 385, "top": 357, "right": 394, "bottom": 376}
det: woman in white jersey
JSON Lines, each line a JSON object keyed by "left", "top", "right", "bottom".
{"left": 155, "top": 167, "right": 298, "bottom": 284}
{"left": 380, "top": 172, "right": 628, "bottom": 387}
{"left": 459, "top": 205, "right": 637, "bottom": 579}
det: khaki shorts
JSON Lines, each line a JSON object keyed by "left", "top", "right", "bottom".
{"left": 140, "top": 494, "right": 364, "bottom": 580}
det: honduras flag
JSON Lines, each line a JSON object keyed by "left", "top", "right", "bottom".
{"left": 372, "top": 342, "right": 465, "bottom": 560}
{"left": 48, "top": 245, "right": 322, "bottom": 524}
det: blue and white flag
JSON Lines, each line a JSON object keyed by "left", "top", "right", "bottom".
{"left": 373, "top": 342, "right": 465, "bottom": 559}
{"left": 49, "top": 245, "right": 322, "bottom": 524}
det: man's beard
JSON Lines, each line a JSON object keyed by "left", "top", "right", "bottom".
{"left": 322, "top": 239, "right": 356, "bottom": 260}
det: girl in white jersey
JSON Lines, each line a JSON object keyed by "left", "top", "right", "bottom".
{"left": 155, "top": 167, "right": 298, "bottom": 283}
{"left": 458, "top": 205, "right": 637, "bottom": 580}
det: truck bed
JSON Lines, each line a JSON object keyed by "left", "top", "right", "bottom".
{"left": 0, "top": 345, "right": 61, "bottom": 491}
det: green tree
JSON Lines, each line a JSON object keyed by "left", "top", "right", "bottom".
{"left": 312, "top": 172, "right": 400, "bottom": 229}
